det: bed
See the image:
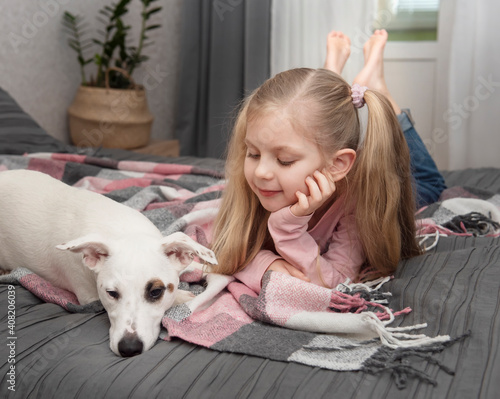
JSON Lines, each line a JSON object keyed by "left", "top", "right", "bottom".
{"left": 0, "top": 86, "right": 499, "bottom": 399}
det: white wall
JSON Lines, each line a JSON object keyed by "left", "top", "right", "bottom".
{"left": 0, "top": 0, "right": 183, "bottom": 144}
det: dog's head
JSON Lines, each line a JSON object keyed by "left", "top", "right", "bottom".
{"left": 57, "top": 232, "right": 217, "bottom": 357}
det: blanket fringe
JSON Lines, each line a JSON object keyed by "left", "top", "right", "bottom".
{"left": 418, "top": 230, "right": 442, "bottom": 251}
{"left": 362, "top": 331, "right": 470, "bottom": 389}
{"left": 330, "top": 278, "right": 450, "bottom": 349}
{"left": 443, "top": 211, "right": 500, "bottom": 236}
{"left": 417, "top": 210, "right": 500, "bottom": 251}
{"left": 331, "top": 277, "right": 412, "bottom": 324}
{"left": 362, "top": 313, "right": 451, "bottom": 349}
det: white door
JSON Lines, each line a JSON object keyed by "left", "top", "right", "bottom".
{"left": 382, "top": 0, "right": 454, "bottom": 170}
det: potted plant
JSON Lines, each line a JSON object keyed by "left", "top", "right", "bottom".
{"left": 63, "top": 0, "right": 162, "bottom": 149}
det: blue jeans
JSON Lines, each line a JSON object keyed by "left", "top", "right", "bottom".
{"left": 398, "top": 110, "right": 446, "bottom": 208}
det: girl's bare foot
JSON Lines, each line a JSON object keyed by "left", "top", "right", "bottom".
{"left": 353, "top": 29, "right": 401, "bottom": 114}
{"left": 323, "top": 30, "right": 351, "bottom": 75}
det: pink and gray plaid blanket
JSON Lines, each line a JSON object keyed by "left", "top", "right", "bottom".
{"left": 416, "top": 186, "right": 500, "bottom": 250}
{"left": 0, "top": 153, "right": 473, "bottom": 388}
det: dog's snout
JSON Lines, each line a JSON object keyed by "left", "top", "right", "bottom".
{"left": 118, "top": 333, "right": 144, "bottom": 357}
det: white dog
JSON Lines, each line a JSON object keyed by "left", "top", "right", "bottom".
{"left": 0, "top": 169, "right": 219, "bottom": 357}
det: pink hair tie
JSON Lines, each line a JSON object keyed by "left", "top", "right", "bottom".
{"left": 351, "top": 83, "right": 368, "bottom": 108}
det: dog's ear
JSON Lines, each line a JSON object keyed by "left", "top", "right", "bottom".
{"left": 161, "top": 232, "right": 217, "bottom": 273}
{"left": 56, "top": 235, "right": 109, "bottom": 270}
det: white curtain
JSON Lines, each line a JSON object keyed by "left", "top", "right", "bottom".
{"left": 448, "top": 0, "right": 500, "bottom": 169}
{"left": 271, "top": 0, "right": 377, "bottom": 84}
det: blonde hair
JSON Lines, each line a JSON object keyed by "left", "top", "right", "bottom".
{"left": 211, "top": 68, "right": 421, "bottom": 278}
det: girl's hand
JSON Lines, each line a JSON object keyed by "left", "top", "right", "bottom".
{"left": 266, "top": 259, "right": 311, "bottom": 282}
{"left": 290, "top": 169, "right": 336, "bottom": 217}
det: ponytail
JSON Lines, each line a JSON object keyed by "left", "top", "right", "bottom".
{"left": 350, "top": 90, "right": 421, "bottom": 276}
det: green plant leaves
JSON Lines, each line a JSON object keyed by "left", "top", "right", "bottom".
{"left": 62, "top": 0, "right": 162, "bottom": 89}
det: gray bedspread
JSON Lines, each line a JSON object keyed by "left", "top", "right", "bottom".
{"left": 1, "top": 208, "right": 499, "bottom": 398}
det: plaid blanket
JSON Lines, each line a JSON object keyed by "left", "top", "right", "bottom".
{"left": 0, "top": 153, "right": 466, "bottom": 388}
{"left": 416, "top": 186, "right": 500, "bottom": 250}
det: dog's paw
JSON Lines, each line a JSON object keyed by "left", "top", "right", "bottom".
{"left": 173, "top": 289, "right": 195, "bottom": 305}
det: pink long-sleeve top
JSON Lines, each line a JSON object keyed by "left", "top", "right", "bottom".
{"left": 234, "top": 194, "right": 365, "bottom": 293}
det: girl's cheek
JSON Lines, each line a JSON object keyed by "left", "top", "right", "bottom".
{"left": 289, "top": 177, "right": 310, "bottom": 196}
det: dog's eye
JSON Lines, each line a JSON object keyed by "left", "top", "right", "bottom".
{"left": 150, "top": 288, "right": 164, "bottom": 299}
{"left": 145, "top": 281, "right": 166, "bottom": 302}
{"left": 107, "top": 290, "right": 120, "bottom": 300}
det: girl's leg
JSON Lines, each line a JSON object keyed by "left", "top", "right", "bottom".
{"left": 351, "top": 29, "right": 400, "bottom": 114}
{"left": 351, "top": 29, "right": 446, "bottom": 208}
{"left": 396, "top": 111, "right": 446, "bottom": 208}
{"left": 323, "top": 30, "right": 351, "bottom": 75}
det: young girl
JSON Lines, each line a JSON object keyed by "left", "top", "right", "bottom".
{"left": 211, "top": 29, "right": 441, "bottom": 292}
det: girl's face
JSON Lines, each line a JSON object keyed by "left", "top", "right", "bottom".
{"left": 244, "top": 111, "right": 326, "bottom": 213}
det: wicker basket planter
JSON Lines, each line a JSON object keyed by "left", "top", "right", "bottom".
{"left": 68, "top": 69, "right": 153, "bottom": 149}
{"left": 68, "top": 85, "right": 153, "bottom": 149}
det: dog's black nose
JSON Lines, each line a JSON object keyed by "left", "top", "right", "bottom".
{"left": 118, "top": 335, "right": 144, "bottom": 357}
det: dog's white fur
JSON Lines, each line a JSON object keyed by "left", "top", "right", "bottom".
{"left": 0, "top": 170, "right": 218, "bottom": 357}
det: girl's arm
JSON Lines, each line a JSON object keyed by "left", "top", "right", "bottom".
{"left": 268, "top": 207, "right": 364, "bottom": 288}
{"left": 234, "top": 207, "right": 363, "bottom": 291}
{"left": 233, "top": 250, "right": 281, "bottom": 293}
{"left": 234, "top": 253, "right": 310, "bottom": 294}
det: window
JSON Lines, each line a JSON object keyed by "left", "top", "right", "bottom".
{"left": 374, "top": 0, "right": 440, "bottom": 41}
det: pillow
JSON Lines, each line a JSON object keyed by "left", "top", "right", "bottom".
{"left": 0, "top": 87, "right": 68, "bottom": 154}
